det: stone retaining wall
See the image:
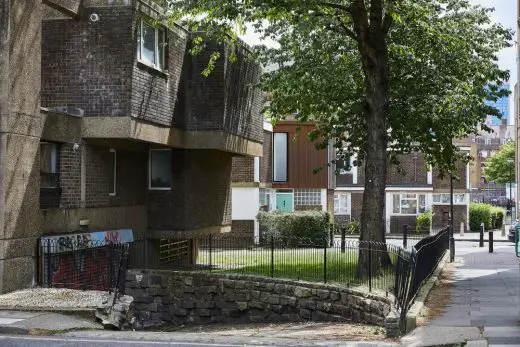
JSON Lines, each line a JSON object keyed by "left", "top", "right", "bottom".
{"left": 126, "top": 270, "right": 400, "bottom": 335}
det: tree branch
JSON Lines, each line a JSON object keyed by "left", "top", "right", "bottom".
{"left": 317, "top": 1, "right": 351, "bottom": 12}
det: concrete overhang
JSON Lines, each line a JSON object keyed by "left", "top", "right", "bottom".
{"left": 81, "top": 116, "right": 262, "bottom": 156}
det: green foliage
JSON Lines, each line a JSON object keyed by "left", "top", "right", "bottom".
{"left": 257, "top": 211, "right": 330, "bottom": 245}
{"left": 169, "top": 0, "right": 511, "bottom": 175}
{"left": 416, "top": 210, "right": 433, "bottom": 234}
{"left": 483, "top": 141, "right": 516, "bottom": 184}
{"left": 469, "top": 203, "right": 502, "bottom": 231}
{"left": 490, "top": 206, "right": 505, "bottom": 229}
{"left": 334, "top": 220, "right": 360, "bottom": 235}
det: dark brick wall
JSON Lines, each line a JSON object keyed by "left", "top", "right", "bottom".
{"left": 231, "top": 157, "right": 254, "bottom": 183}
{"left": 42, "top": 7, "right": 135, "bottom": 117}
{"left": 131, "top": 24, "right": 186, "bottom": 126}
{"left": 230, "top": 220, "right": 254, "bottom": 237}
{"left": 260, "top": 130, "right": 272, "bottom": 184}
{"left": 109, "top": 150, "right": 147, "bottom": 207}
{"left": 432, "top": 205, "right": 467, "bottom": 231}
{"left": 387, "top": 154, "right": 428, "bottom": 186}
{"left": 59, "top": 144, "right": 81, "bottom": 208}
{"left": 85, "top": 146, "right": 110, "bottom": 207}
{"left": 148, "top": 149, "right": 233, "bottom": 231}
{"left": 433, "top": 160, "right": 467, "bottom": 190}
{"left": 175, "top": 39, "right": 264, "bottom": 143}
{"left": 390, "top": 216, "right": 417, "bottom": 234}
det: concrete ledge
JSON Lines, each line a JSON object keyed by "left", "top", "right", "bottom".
{"left": 0, "top": 307, "right": 96, "bottom": 320}
{"left": 405, "top": 252, "right": 450, "bottom": 332}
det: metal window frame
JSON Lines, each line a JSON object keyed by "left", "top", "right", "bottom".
{"left": 148, "top": 148, "right": 172, "bottom": 191}
{"left": 138, "top": 18, "right": 166, "bottom": 70}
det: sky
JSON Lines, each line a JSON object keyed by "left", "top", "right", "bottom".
{"left": 240, "top": 0, "right": 518, "bottom": 121}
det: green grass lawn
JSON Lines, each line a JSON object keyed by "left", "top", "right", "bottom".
{"left": 196, "top": 247, "right": 396, "bottom": 291}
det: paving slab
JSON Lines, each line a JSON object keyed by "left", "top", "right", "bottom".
{"left": 0, "top": 310, "right": 102, "bottom": 334}
{"left": 403, "top": 241, "right": 520, "bottom": 346}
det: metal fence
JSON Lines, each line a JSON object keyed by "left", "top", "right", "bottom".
{"left": 132, "top": 235, "right": 407, "bottom": 294}
{"left": 395, "top": 227, "right": 450, "bottom": 333}
{"left": 39, "top": 239, "right": 129, "bottom": 294}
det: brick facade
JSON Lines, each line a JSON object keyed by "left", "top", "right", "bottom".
{"left": 42, "top": 7, "right": 135, "bottom": 117}
{"left": 260, "top": 130, "right": 273, "bottom": 184}
{"left": 148, "top": 149, "right": 233, "bottom": 231}
{"left": 386, "top": 154, "right": 428, "bottom": 186}
{"left": 230, "top": 220, "right": 255, "bottom": 237}
{"left": 59, "top": 144, "right": 82, "bottom": 208}
{"left": 231, "top": 157, "right": 255, "bottom": 183}
{"left": 176, "top": 40, "right": 264, "bottom": 143}
{"left": 432, "top": 205, "right": 467, "bottom": 231}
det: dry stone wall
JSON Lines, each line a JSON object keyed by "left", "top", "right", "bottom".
{"left": 126, "top": 269, "right": 400, "bottom": 335}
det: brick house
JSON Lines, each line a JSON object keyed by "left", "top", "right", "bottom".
{"left": 0, "top": 0, "right": 263, "bottom": 293}
{"left": 232, "top": 119, "right": 470, "bottom": 236}
{"left": 230, "top": 120, "right": 273, "bottom": 239}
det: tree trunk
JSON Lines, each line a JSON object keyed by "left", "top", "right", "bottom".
{"left": 351, "top": 0, "right": 391, "bottom": 278}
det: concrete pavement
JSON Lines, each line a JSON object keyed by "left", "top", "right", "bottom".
{"left": 0, "top": 310, "right": 101, "bottom": 334}
{"left": 402, "top": 241, "right": 520, "bottom": 347}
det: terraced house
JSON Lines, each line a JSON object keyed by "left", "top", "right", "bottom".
{"left": 0, "top": 0, "right": 263, "bottom": 293}
{"left": 232, "top": 119, "right": 470, "bottom": 237}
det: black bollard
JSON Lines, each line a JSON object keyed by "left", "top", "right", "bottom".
{"left": 479, "top": 223, "right": 484, "bottom": 248}
{"left": 489, "top": 231, "right": 493, "bottom": 253}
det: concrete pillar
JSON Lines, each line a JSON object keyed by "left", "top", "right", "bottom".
{"left": 0, "top": 0, "right": 42, "bottom": 293}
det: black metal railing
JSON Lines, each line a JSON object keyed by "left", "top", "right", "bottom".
{"left": 39, "top": 239, "right": 129, "bottom": 294}
{"left": 394, "top": 226, "right": 449, "bottom": 333}
{"left": 130, "top": 235, "right": 405, "bottom": 294}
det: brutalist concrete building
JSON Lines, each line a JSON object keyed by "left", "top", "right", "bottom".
{"left": 0, "top": 0, "right": 263, "bottom": 293}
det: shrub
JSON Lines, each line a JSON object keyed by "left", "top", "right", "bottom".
{"left": 416, "top": 209, "right": 433, "bottom": 234}
{"left": 257, "top": 210, "right": 330, "bottom": 245}
{"left": 469, "top": 203, "right": 493, "bottom": 231}
{"left": 334, "top": 219, "right": 360, "bottom": 235}
{"left": 490, "top": 206, "right": 505, "bottom": 229}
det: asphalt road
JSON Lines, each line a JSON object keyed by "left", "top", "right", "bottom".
{"left": 0, "top": 335, "right": 245, "bottom": 347}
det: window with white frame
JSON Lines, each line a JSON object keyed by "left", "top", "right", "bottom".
{"left": 392, "top": 193, "right": 426, "bottom": 215}
{"left": 294, "top": 189, "right": 321, "bottom": 206}
{"left": 108, "top": 149, "right": 116, "bottom": 196}
{"left": 138, "top": 19, "right": 166, "bottom": 70}
{"left": 484, "top": 138, "right": 491, "bottom": 145}
{"left": 273, "top": 133, "right": 288, "bottom": 182}
{"left": 432, "top": 193, "right": 465, "bottom": 204}
{"left": 149, "top": 149, "right": 172, "bottom": 190}
{"left": 334, "top": 193, "right": 349, "bottom": 215}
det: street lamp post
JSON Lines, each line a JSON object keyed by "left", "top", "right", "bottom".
{"left": 507, "top": 158, "right": 514, "bottom": 225}
{"left": 449, "top": 173, "right": 455, "bottom": 262}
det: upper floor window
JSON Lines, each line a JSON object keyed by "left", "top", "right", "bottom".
{"left": 138, "top": 19, "right": 166, "bottom": 70}
{"left": 484, "top": 138, "right": 491, "bottom": 145}
{"left": 273, "top": 133, "right": 288, "bottom": 182}
{"left": 149, "top": 149, "right": 172, "bottom": 190}
{"left": 392, "top": 193, "right": 426, "bottom": 215}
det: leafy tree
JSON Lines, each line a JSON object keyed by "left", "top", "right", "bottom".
{"left": 483, "top": 141, "right": 515, "bottom": 184}
{"left": 167, "top": 0, "right": 510, "bottom": 274}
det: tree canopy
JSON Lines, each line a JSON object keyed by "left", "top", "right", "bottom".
{"left": 483, "top": 141, "right": 515, "bottom": 185}
{"left": 166, "top": 0, "right": 511, "bottom": 244}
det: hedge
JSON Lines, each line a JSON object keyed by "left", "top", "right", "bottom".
{"left": 416, "top": 209, "right": 433, "bottom": 234}
{"left": 469, "top": 203, "right": 505, "bottom": 231}
{"left": 257, "top": 210, "right": 330, "bottom": 245}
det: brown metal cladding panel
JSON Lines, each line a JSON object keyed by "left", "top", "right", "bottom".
{"left": 272, "top": 123, "right": 328, "bottom": 189}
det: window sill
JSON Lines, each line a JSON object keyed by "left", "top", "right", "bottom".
{"left": 137, "top": 60, "right": 169, "bottom": 77}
